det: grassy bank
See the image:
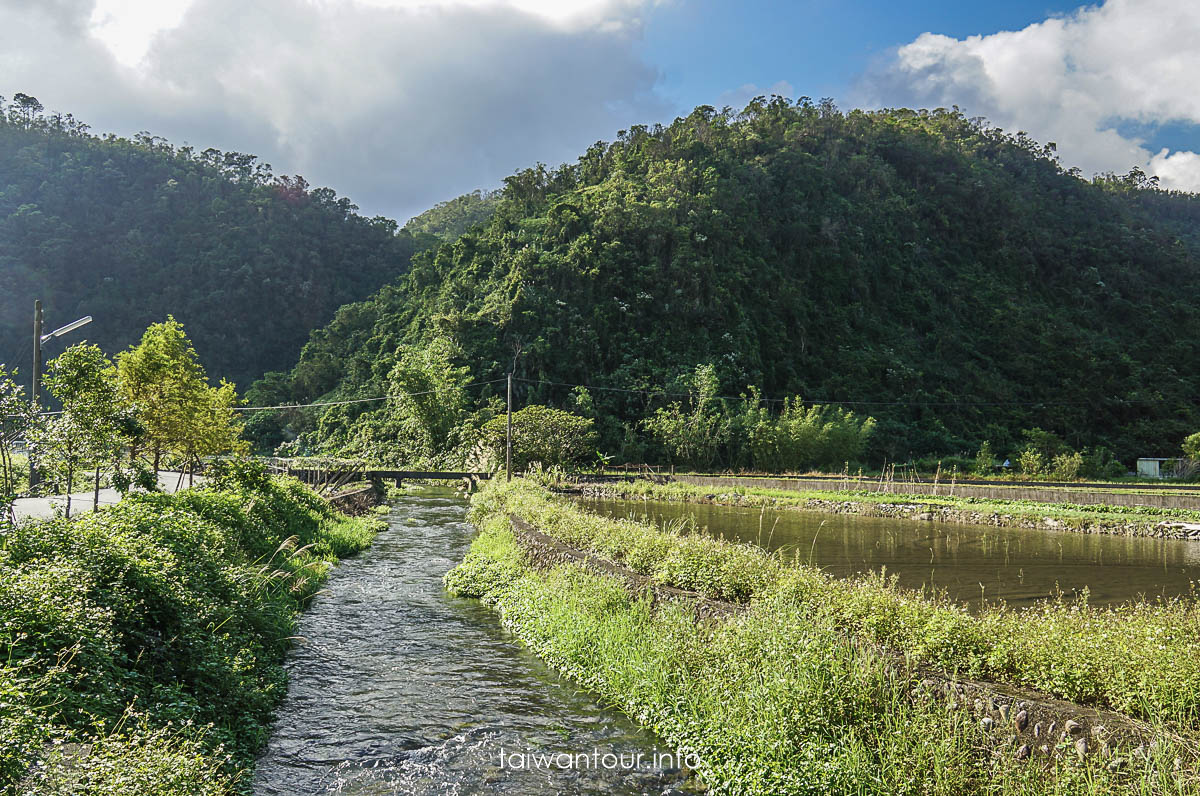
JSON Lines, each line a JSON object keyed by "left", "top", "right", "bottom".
{"left": 0, "top": 463, "right": 382, "bottom": 794}
{"left": 447, "top": 479, "right": 1199, "bottom": 794}
{"left": 578, "top": 478, "right": 1200, "bottom": 536}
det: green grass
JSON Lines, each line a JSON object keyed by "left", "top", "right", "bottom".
{"left": 448, "top": 498, "right": 1197, "bottom": 794}
{"left": 585, "top": 478, "right": 1200, "bottom": 530}
{"left": 0, "top": 463, "right": 382, "bottom": 794}
{"left": 465, "top": 480, "right": 1200, "bottom": 728}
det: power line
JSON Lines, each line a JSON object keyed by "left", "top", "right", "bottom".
{"left": 513, "top": 376, "right": 1172, "bottom": 409}
{"left": 232, "top": 378, "right": 508, "bottom": 412}
{"left": 4, "top": 378, "right": 510, "bottom": 418}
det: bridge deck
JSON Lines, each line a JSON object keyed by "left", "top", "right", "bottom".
{"left": 285, "top": 468, "right": 492, "bottom": 481}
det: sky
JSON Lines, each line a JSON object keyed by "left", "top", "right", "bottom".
{"left": 2, "top": 0, "right": 1198, "bottom": 221}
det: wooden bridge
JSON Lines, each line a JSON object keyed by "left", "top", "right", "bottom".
{"left": 276, "top": 463, "right": 493, "bottom": 493}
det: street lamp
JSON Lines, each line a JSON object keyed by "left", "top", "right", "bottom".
{"left": 30, "top": 299, "right": 93, "bottom": 487}
{"left": 42, "top": 315, "right": 93, "bottom": 343}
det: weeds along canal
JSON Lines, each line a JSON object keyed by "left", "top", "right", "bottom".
{"left": 253, "top": 487, "right": 691, "bottom": 795}
{"left": 575, "top": 496, "right": 1200, "bottom": 609}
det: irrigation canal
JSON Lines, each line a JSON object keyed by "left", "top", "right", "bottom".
{"left": 253, "top": 487, "right": 692, "bottom": 795}
{"left": 577, "top": 495, "right": 1200, "bottom": 609}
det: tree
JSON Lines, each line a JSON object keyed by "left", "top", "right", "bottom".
{"left": 37, "top": 344, "right": 131, "bottom": 514}
{"left": 9, "top": 93, "right": 43, "bottom": 127}
{"left": 116, "top": 318, "right": 207, "bottom": 471}
{"left": 0, "top": 365, "right": 33, "bottom": 521}
{"left": 973, "top": 441, "right": 995, "bottom": 476}
{"left": 644, "top": 364, "right": 727, "bottom": 470}
{"left": 1183, "top": 432, "right": 1200, "bottom": 461}
{"left": 733, "top": 392, "right": 875, "bottom": 473}
{"left": 116, "top": 318, "right": 245, "bottom": 475}
{"left": 175, "top": 379, "right": 248, "bottom": 485}
{"left": 333, "top": 337, "right": 475, "bottom": 466}
{"left": 481, "top": 405, "right": 596, "bottom": 471}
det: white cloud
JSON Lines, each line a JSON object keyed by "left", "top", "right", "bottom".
{"left": 1, "top": 0, "right": 669, "bottom": 219}
{"left": 89, "top": 0, "right": 194, "bottom": 66}
{"left": 85, "top": 0, "right": 658, "bottom": 66}
{"left": 859, "top": 0, "right": 1200, "bottom": 192}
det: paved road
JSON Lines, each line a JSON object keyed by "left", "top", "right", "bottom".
{"left": 11, "top": 471, "right": 205, "bottom": 522}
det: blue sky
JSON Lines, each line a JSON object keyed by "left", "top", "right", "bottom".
{"left": 640, "top": 0, "right": 1082, "bottom": 109}
{"left": 3, "top": 0, "right": 1197, "bottom": 219}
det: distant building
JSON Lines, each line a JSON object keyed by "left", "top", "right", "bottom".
{"left": 1136, "top": 457, "right": 1181, "bottom": 478}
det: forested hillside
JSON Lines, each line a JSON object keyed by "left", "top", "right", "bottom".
{"left": 0, "top": 93, "right": 432, "bottom": 390}
{"left": 403, "top": 189, "right": 500, "bottom": 241}
{"left": 258, "top": 99, "right": 1200, "bottom": 465}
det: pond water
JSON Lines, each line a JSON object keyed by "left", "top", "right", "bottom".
{"left": 253, "top": 488, "right": 692, "bottom": 795}
{"left": 576, "top": 496, "right": 1200, "bottom": 609}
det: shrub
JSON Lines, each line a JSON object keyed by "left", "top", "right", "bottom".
{"left": 973, "top": 441, "right": 994, "bottom": 476}
{"left": 1050, "top": 451, "right": 1083, "bottom": 480}
{"left": 643, "top": 364, "right": 727, "bottom": 470}
{"left": 1016, "top": 446, "right": 1046, "bottom": 476}
{"left": 1184, "top": 432, "right": 1200, "bottom": 460}
{"left": 0, "top": 475, "right": 380, "bottom": 793}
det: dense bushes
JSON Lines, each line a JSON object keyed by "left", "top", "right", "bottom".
{"left": 643, "top": 366, "right": 877, "bottom": 472}
{"left": 1005, "top": 429, "right": 1126, "bottom": 480}
{"left": 0, "top": 466, "right": 380, "bottom": 794}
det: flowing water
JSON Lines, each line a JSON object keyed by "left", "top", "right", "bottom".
{"left": 576, "top": 496, "right": 1200, "bottom": 609}
{"left": 253, "top": 488, "right": 692, "bottom": 795}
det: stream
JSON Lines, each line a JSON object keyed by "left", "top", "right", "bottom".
{"left": 253, "top": 488, "right": 691, "bottom": 795}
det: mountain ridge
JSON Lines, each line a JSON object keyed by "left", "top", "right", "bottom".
{"left": 258, "top": 98, "right": 1200, "bottom": 464}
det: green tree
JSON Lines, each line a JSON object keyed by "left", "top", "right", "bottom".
{"left": 38, "top": 344, "right": 131, "bottom": 513}
{"left": 1183, "top": 432, "right": 1200, "bottom": 461}
{"left": 176, "top": 379, "right": 248, "bottom": 485}
{"left": 0, "top": 365, "right": 33, "bottom": 519}
{"left": 481, "top": 405, "right": 596, "bottom": 471}
{"left": 973, "top": 441, "right": 995, "bottom": 476}
{"left": 263, "top": 100, "right": 1200, "bottom": 466}
{"left": 333, "top": 337, "right": 475, "bottom": 466}
{"left": 0, "top": 97, "right": 428, "bottom": 392}
{"left": 116, "top": 318, "right": 245, "bottom": 475}
{"left": 116, "top": 317, "right": 207, "bottom": 472}
{"left": 644, "top": 364, "right": 727, "bottom": 470}
{"left": 736, "top": 394, "right": 875, "bottom": 473}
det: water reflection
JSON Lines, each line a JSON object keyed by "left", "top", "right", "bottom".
{"left": 577, "top": 497, "right": 1200, "bottom": 609}
{"left": 254, "top": 489, "right": 692, "bottom": 795}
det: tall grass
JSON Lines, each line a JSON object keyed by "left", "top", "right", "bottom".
{"left": 0, "top": 465, "right": 381, "bottom": 794}
{"left": 448, "top": 508, "right": 1195, "bottom": 794}
{"left": 466, "top": 480, "right": 1200, "bottom": 728}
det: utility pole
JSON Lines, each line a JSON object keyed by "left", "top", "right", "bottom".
{"left": 506, "top": 372, "right": 513, "bottom": 482}
{"left": 29, "top": 300, "right": 42, "bottom": 489}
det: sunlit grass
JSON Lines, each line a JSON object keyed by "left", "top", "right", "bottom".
{"left": 449, "top": 490, "right": 1199, "bottom": 794}
{"left": 0, "top": 471, "right": 382, "bottom": 795}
